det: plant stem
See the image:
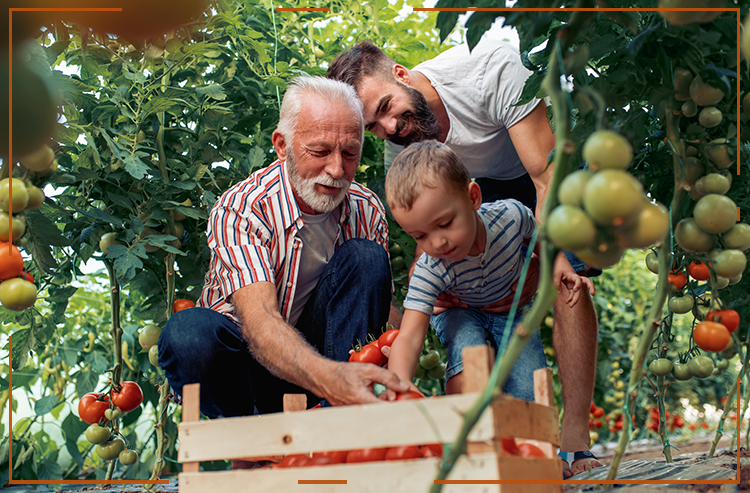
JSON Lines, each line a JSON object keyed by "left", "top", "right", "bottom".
{"left": 710, "top": 340, "right": 750, "bottom": 456}
{"left": 104, "top": 259, "right": 123, "bottom": 481}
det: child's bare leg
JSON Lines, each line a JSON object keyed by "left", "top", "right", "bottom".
{"left": 446, "top": 372, "right": 464, "bottom": 394}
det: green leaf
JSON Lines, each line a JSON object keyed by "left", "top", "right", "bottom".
{"left": 123, "top": 154, "right": 151, "bottom": 180}
{"left": 107, "top": 191, "right": 134, "bottom": 211}
{"left": 106, "top": 244, "right": 145, "bottom": 285}
{"left": 75, "top": 372, "right": 100, "bottom": 403}
{"left": 173, "top": 205, "right": 205, "bottom": 220}
{"left": 62, "top": 412, "right": 88, "bottom": 467}
{"left": 10, "top": 328, "right": 34, "bottom": 371}
{"left": 34, "top": 395, "right": 59, "bottom": 416}
{"left": 514, "top": 70, "right": 546, "bottom": 107}
{"left": 38, "top": 457, "right": 63, "bottom": 481}
{"left": 142, "top": 95, "right": 178, "bottom": 118}
{"left": 247, "top": 146, "right": 267, "bottom": 169}
{"left": 465, "top": 11, "right": 502, "bottom": 52}
{"left": 26, "top": 211, "right": 70, "bottom": 247}
{"left": 60, "top": 344, "right": 80, "bottom": 368}
{"left": 85, "top": 350, "right": 109, "bottom": 374}
{"left": 435, "top": 0, "right": 461, "bottom": 43}
{"left": 197, "top": 84, "right": 227, "bottom": 101}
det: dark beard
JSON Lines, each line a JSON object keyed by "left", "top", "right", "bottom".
{"left": 387, "top": 83, "right": 441, "bottom": 146}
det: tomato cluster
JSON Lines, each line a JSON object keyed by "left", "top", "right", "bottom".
{"left": 547, "top": 130, "right": 669, "bottom": 269}
{"left": 645, "top": 407, "right": 686, "bottom": 434}
{"left": 273, "top": 441, "right": 443, "bottom": 469}
{"left": 349, "top": 329, "right": 399, "bottom": 366}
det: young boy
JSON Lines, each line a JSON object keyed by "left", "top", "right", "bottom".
{"left": 384, "top": 140, "right": 584, "bottom": 400}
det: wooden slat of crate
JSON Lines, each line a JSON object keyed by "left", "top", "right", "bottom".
{"left": 179, "top": 453, "right": 501, "bottom": 493}
{"left": 178, "top": 392, "right": 496, "bottom": 463}
{"left": 492, "top": 399, "right": 560, "bottom": 446}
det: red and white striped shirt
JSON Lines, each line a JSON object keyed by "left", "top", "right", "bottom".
{"left": 199, "top": 159, "right": 390, "bottom": 324}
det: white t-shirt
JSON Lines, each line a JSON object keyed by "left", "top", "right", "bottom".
{"left": 288, "top": 209, "right": 340, "bottom": 326}
{"left": 385, "top": 39, "right": 541, "bottom": 180}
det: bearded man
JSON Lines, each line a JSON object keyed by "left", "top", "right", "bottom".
{"left": 158, "top": 76, "right": 410, "bottom": 424}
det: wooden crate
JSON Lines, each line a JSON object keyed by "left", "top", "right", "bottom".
{"left": 177, "top": 346, "right": 563, "bottom": 492}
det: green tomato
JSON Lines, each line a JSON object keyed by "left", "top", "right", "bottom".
{"left": 719, "top": 345, "right": 737, "bottom": 360}
{"left": 649, "top": 358, "right": 673, "bottom": 376}
{"left": 390, "top": 243, "right": 404, "bottom": 257}
{"left": 688, "top": 355, "right": 715, "bottom": 379}
{"left": 96, "top": 438, "right": 126, "bottom": 461}
{"left": 672, "top": 362, "right": 692, "bottom": 381}
{"left": 645, "top": 252, "right": 659, "bottom": 274}
{"left": 419, "top": 350, "right": 441, "bottom": 370}
{"left": 85, "top": 424, "right": 110, "bottom": 445}
{"left": 717, "top": 359, "right": 730, "bottom": 370}
{"left": 139, "top": 324, "right": 162, "bottom": 350}
{"left": 118, "top": 449, "right": 138, "bottom": 465}
{"left": 104, "top": 407, "right": 122, "bottom": 420}
{"left": 391, "top": 256, "right": 406, "bottom": 272}
{"left": 427, "top": 364, "right": 446, "bottom": 379}
{"left": 149, "top": 345, "right": 159, "bottom": 367}
{"left": 414, "top": 364, "right": 426, "bottom": 379}
{"left": 668, "top": 295, "right": 694, "bottom": 314}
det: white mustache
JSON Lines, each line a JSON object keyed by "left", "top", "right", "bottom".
{"left": 313, "top": 175, "right": 350, "bottom": 188}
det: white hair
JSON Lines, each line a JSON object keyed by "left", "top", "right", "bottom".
{"left": 277, "top": 76, "right": 364, "bottom": 146}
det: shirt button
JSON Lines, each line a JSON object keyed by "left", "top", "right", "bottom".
{"left": 481, "top": 260, "right": 486, "bottom": 265}
{"left": 483, "top": 281, "right": 488, "bottom": 286}
{"left": 286, "top": 282, "right": 292, "bottom": 287}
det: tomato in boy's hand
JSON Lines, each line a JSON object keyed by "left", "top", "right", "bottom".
{"left": 395, "top": 390, "right": 425, "bottom": 401}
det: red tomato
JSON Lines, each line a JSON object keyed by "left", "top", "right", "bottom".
{"left": 517, "top": 443, "right": 546, "bottom": 458}
{"left": 346, "top": 448, "right": 387, "bottom": 463}
{"left": 647, "top": 421, "right": 659, "bottom": 432}
{"left": 615, "top": 421, "right": 623, "bottom": 430}
{"left": 19, "top": 271, "right": 34, "bottom": 284}
{"left": 277, "top": 453, "right": 310, "bottom": 468}
{"left": 693, "top": 320, "right": 731, "bottom": 352}
{"left": 173, "top": 298, "right": 195, "bottom": 313}
{"left": 385, "top": 445, "right": 421, "bottom": 461}
{"left": 421, "top": 443, "right": 443, "bottom": 458}
{"left": 304, "top": 456, "right": 334, "bottom": 467}
{"left": 311, "top": 450, "right": 348, "bottom": 464}
{"left": 668, "top": 271, "right": 688, "bottom": 291}
{"left": 701, "top": 422, "right": 709, "bottom": 429}
{"left": 688, "top": 261, "right": 711, "bottom": 281}
{"left": 594, "top": 420, "right": 603, "bottom": 429}
{"left": 707, "top": 309, "right": 740, "bottom": 333}
{"left": 501, "top": 437, "right": 521, "bottom": 456}
{"left": 672, "top": 416, "right": 685, "bottom": 428}
{"left": 111, "top": 381, "right": 143, "bottom": 412}
{"left": 78, "top": 392, "right": 110, "bottom": 424}
{"left": 349, "top": 344, "right": 386, "bottom": 366}
{"left": 593, "top": 407, "right": 605, "bottom": 418}
{"left": 377, "top": 329, "right": 400, "bottom": 349}
{"left": 688, "top": 423, "right": 698, "bottom": 431}
{"left": 590, "top": 402, "right": 596, "bottom": 413}
{"left": 395, "top": 390, "right": 425, "bottom": 401}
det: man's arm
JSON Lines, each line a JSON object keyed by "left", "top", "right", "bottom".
{"left": 507, "top": 102, "right": 556, "bottom": 221}
{"left": 232, "top": 281, "right": 410, "bottom": 406}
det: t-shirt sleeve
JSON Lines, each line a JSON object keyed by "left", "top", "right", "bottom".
{"left": 402, "top": 254, "right": 450, "bottom": 315}
{"left": 207, "top": 202, "right": 275, "bottom": 298}
{"left": 512, "top": 199, "right": 536, "bottom": 239}
{"left": 483, "top": 44, "right": 542, "bottom": 130}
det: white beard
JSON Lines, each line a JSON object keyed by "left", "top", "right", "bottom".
{"left": 287, "top": 150, "right": 351, "bottom": 213}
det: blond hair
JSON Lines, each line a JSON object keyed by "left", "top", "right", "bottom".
{"left": 385, "top": 141, "right": 470, "bottom": 210}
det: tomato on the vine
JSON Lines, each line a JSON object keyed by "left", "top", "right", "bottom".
{"left": 688, "top": 261, "right": 711, "bottom": 281}
{"left": 421, "top": 443, "right": 443, "bottom": 458}
{"left": 692, "top": 321, "right": 731, "bottom": 353}
{"left": 649, "top": 358, "right": 673, "bottom": 376}
{"left": 667, "top": 271, "right": 687, "bottom": 291}
{"left": 672, "top": 362, "right": 692, "bottom": 380}
{"left": 707, "top": 309, "right": 740, "bottom": 333}
{"left": 0, "top": 242, "right": 24, "bottom": 280}
{"left": 85, "top": 424, "right": 110, "bottom": 444}
{"left": 111, "top": 381, "right": 143, "bottom": 413}
{"left": 592, "top": 407, "right": 605, "bottom": 418}
{"left": 78, "top": 392, "right": 110, "bottom": 424}
{"left": 96, "top": 438, "right": 125, "bottom": 461}
{"left": 173, "top": 298, "right": 195, "bottom": 313}
{"left": 688, "top": 355, "right": 715, "bottom": 378}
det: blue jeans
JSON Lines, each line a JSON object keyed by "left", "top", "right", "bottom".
{"left": 475, "top": 174, "right": 602, "bottom": 277}
{"left": 430, "top": 302, "right": 546, "bottom": 402}
{"left": 158, "top": 238, "right": 392, "bottom": 417}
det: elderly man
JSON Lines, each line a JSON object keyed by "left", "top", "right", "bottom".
{"left": 328, "top": 39, "right": 602, "bottom": 477}
{"left": 158, "top": 76, "right": 410, "bottom": 423}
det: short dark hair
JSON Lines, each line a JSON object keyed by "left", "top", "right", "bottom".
{"left": 327, "top": 40, "right": 397, "bottom": 90}
{"left": 385, "top": 141, "right": 471, "bottom": 211}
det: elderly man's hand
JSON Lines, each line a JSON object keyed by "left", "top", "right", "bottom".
{"left": 322, "top": 361, "right": 411, "bottom": 406}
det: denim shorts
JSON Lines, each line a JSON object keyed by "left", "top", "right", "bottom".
{"left": 476, "top": 174, "right": 601, "bottom": 277}
{"left": 430, "top": 302, "right": 546, "bottom": 402}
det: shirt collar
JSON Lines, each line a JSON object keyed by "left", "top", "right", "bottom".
{"left": 277, "top": 159, "right": 352, "bottom": 231}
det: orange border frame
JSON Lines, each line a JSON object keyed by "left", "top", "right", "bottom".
{"left": 4, "top": 4, "right": 745, "bottom": 489}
